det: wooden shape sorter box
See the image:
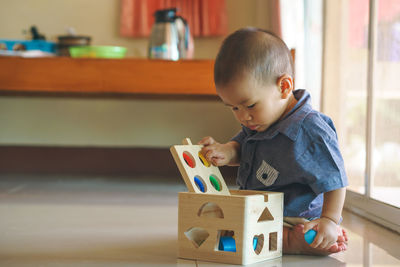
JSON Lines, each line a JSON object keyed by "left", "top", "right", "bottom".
{"left": 170, "top": 138, "right": 284, "bottom": 265}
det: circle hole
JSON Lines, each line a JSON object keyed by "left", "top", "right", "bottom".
{"left": 182, "top": 151, "right": 196, "bottom": 168}
{"left": 209, "top": 175, "right": 222, "bottom": 191}
{"left": 198, "top": 152, "right": 210, "bottom": 167}
{"left": 194, "top": 176, "right": 207, "bottom": 193}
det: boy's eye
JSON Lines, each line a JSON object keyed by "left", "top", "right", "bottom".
{"left": 232, "top": 107, "right": 239, "bottom": 111}
{"left": 247, "top": 103, "right": 256, "bottom": 109}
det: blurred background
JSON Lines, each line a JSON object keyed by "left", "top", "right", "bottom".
{"left": 0, "top": 0, "right": 399, "bottom": 233}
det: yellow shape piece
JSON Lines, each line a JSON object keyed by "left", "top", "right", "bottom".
{"left": 198, "top": 151, "right": 211, "bottom": 167}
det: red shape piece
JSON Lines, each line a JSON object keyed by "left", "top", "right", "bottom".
{"left": 183, "top": 152, "right": 195, "bottom": 168}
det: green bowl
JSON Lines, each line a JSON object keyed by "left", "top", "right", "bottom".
{"left": 69, "top": 46, "right": 127, "bottom": 58}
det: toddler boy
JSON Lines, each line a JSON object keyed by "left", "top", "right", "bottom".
{"left": 200, "top": 28, "right": 348, "bottom": 255}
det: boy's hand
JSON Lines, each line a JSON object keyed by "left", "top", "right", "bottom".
{"left": 198, "top": 137, "right": 238, "bottom": 166}
{"left": 303, "top": 217, "right": 338, "bottom": 249}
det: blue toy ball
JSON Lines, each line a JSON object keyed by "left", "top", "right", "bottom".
{"left": 304, "top": 229, "right": 317, "bottom": 244}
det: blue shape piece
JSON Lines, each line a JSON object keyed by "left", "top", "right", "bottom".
{"left": 253, "top": 236, "right": 258, "bottom": 250}
{"left": 304, "top": 229, "right": 317, "bottom": 244}
{"left": 194, "top": 177, "right": 205, "bottom": 192}
{"left": 219, "top": 236, "right": 236, "bottom": 252}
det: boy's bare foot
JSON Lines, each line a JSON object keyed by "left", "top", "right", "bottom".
{"left": 283, "top": 224, "right": 348, "bottom": 255}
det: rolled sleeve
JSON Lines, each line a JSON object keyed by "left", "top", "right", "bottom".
{"left": 297, "top": 115, "right": 348, "bottom": 195}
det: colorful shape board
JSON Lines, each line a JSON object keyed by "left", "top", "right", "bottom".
{"left": 170, "top": 138, "right": 230, "bottom": 195}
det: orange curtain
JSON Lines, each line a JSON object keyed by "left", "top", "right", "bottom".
{"left": 268, "top": 0, "right": 281, "bottom": 38}
{"left": 120, "top": 0, "right": 228, "bottom": 37}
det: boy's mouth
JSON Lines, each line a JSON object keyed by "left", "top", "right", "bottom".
{"left": 247, "top": 124, "right": 260, "bottom": 131}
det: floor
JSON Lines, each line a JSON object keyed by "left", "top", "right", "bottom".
{"left": 0, "top": 174, "right": 399, "bottom": 267}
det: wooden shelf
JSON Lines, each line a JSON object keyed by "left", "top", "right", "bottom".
{"left": 0, "top": 57, "right": 217, "bottom": 98}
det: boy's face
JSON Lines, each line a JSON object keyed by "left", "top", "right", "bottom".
{"left": 217, "top": 73, "right": 290, "bottom": 133}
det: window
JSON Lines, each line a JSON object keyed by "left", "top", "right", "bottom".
{"left": 323, "top": 0, "right": 400, "bottom": 232}
{"left": 280, "top": 0, "right": 324, "bottom": 109}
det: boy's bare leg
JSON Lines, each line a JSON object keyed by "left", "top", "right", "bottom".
{"left": 283, "top": 224, "right": 348, "bottom": 255}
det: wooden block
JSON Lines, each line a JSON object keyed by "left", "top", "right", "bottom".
{"left": 170, "top": 138, "right": 230, "bottom": 195}
{"left": 178, "top": 190, "right": 283, "bottom": 265}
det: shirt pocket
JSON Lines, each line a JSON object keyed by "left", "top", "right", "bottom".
{"left": 256, "top": 160, "right": 280, "bottom": 187}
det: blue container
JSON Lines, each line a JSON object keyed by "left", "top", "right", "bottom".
{"left": 0, "top": 39, "right": 56, "bottom": 53}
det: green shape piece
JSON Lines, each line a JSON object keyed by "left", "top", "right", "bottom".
{"left": 210, "top": 175, "right": 221, "bottom": 191}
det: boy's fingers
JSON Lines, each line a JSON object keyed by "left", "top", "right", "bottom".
{"left": 201, "top": 145, "right": 218, "bottom": 159}
{"left": 318, "top": 239, "right": 331, "bottom": 249}
{"left": 311, "top": 233, "right": 323, "bottom": 248}
{"left": 197, "top": 137, "right": 209, "bottom": 145}
{"left": 341, "top": 228, "right": 348, "bottom": 241}
{"left": 326, "top": 240, "right": 337, "bottom": 249}
{"left": 198, "top": 136, "right": 216, "bottom": 146}
{"left": 211, "top": 158, "right": 221, "bottom": 166}
{"left": 204, "top": 149, "right": 220, "bottom": 163}
{"left": 200, "top": 146, "right": 211, "bottom": 156}
{"left": 212, "top": 157, "right": 226, "bottom": 166}
{"left": 204, "top": 149, "right": 226, "bottom": 166}
{"left": 303, "top": 221, "right": 316, "bottom": 233}
{"left": 337, "top": 235, "right": 346, "bottom": 243}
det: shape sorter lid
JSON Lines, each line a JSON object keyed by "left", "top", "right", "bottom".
{"left": 170, "top": 138, "right": 230, "bottom": 195}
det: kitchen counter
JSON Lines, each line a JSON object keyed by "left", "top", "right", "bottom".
{"left": 0, "top": 57, "right": 216, "bottom": 98}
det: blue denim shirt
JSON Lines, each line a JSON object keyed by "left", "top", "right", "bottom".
{"left": 232, "top": 89, "right": 348, "bottom": 218}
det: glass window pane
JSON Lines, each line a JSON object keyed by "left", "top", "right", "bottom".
{"left": 371, "top": 0, "right": 400, "bottom": 207}
{"left": 341, "top": 0, "right": 370, "bottom": 194}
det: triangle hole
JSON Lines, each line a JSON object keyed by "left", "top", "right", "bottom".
{"left": 257, "top": 207, "right": 274, "bottom": 222}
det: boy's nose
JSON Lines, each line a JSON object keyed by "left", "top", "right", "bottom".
{"left": 238, "top": 111, "right": 252, "bottom": 122}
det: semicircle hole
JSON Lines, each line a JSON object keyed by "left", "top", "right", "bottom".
{"left": 197, "top": 202, "right": 224, "bottom": 218}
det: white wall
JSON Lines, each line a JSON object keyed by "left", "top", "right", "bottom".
{"left": 0, "top": 0, "right": 272, "bottom": 148}
{"left": 0, "top": 97, "right": 239, "bottom": 147}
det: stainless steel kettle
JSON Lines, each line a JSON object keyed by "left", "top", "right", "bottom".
{"left": 148, "top": 8, "right": 193, "bottom": 60}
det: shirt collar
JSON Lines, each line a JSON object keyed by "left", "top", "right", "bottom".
{"left": 243, "top": 89, "right": 313, "bottom": 141}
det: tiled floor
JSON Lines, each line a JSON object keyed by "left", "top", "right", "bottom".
{"left": 0, "top": 174, "right": 399, "bottom": 266}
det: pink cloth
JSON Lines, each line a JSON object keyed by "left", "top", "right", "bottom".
{"left": 120, "top": 0, "right": 228, "bottom": 37}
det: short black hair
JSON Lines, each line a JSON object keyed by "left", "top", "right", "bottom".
{"left": 214, "top": 27, "right": 294, "bottom": 87}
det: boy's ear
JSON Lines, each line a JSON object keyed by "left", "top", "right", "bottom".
{"left": 276, "top": 74, "right": 294, "bottom": 98}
